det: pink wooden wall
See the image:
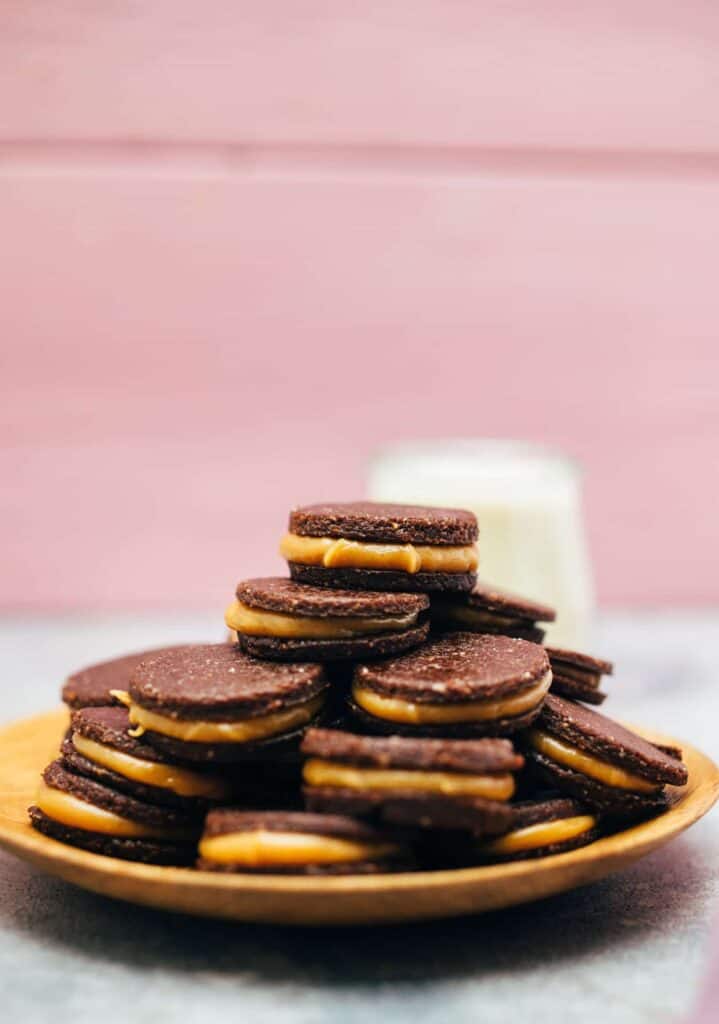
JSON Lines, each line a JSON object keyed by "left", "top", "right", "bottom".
{"left": 2, "top": 3, "right": 718, "bottom": 610}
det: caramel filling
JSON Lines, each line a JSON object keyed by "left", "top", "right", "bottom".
{"left": 352, "top": 672, "right": 551, "bottom": 725}
{"left": 198, "top": 829, "right": 401, "bottom": 867}
{"left": 35, "top": 782, "right": 191, "bottom": 839}
{"left": 483, "top": 814, "right": 597, "bottom": 855}
{"left": 72, "top": 734, "right": 231, "bottom": 800}
{"left": 225, "top": 598, "right": 418, "bottom": 640}
{"left": 280, "top": 533, "right": 478, "bottom": 575}
{"left": 303, "top": 758, "right": 515, "bottom": 800}
{"left": 528, "top": 730, "right": 660, "bottom": 793}
{"left": 114, "top": 691, "right": 325, "bottom": 744}
{"left": 432, "top": 603, "right": 520, "bottom": 630}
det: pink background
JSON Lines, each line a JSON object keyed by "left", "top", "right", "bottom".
{"left": 2, "top": 2, "right": 718, "bottom": 611}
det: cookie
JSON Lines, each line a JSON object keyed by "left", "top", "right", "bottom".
{"left": 523, "top": 694, "right": 688, "bottom": 816}
{"left": 196, "top": 809, "right": 413, "bottom": 874}
{"left": 29, "top": 759, "right": 199, "bottom": 865}
{"left": 301, "top": 728, "right": 522, "bottom": 834}
{"left": 350, "top": 632, "right": 552, "bottom": 737}
{"left": 61, "top": 646, "right": 185, "bottom": 709}
{"left": 281, "top": 501, "right": 478, "bottom": 593}
{"left": 227, "top": 577, "right": 430, "bottom": 662}
{"left": 478, "top": 796, "right": 601, "bottom": 861}
{"left": 432, "top": 582, "right": 555, "bottom": 643}
{"left": 115, "top": 644, "right": 329, "bottom": 763}
{"left": 62, "top": 706, "right": 232, "bottom": 811}
{"left": 546, "top": 647, "right": 614, "bottom": 705}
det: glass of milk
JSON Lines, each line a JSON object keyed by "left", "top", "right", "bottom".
{"left": 367, "top": 440, "right": 595, "bottom": 648}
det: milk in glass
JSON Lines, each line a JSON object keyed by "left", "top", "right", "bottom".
{"left": 367, "top": 441, "right": 594, "bottom": 647}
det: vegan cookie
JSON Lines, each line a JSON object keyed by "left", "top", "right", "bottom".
{"left": 546, "top": 647, "right": 614, "bottom": 705}
{"left": 479, "top": 796, "right": 600, "bottom": 861}
{"left": 226, "top": 577, "right": 429, "bottom": 662}
{"left": 116, "top": 644, "right": 329, "bottom": 763}
{"left": 197, "top": 809, "right": 413, "bottom": 874}
{"left": 524, "top": 694, "right": 688, "bottom": 816}
{"left": 350, "top": 632, "right": 552, "bottom": 736}
{"left": 29, "top": 759, "right": 199, "bottom": 865}
{"left": 301, "top": 728, "right": 521, "bottom": 834}
{"left": 432, "top": 582, "right": 555, "bottom": 643}
{"left": 282, "top": 501, "right": 478, "bottom": 594}
{"left": 62, "top": 706, "right": 231, "bottom": 811}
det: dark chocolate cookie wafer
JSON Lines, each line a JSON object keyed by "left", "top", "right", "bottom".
{"left": 523, "top": 694, "right": 687, "bottom": 816}
{"left": 119, "top": 644, "right": 328, "bottom": 764}
{"left": 197, "top": 809, "right": 414, "bottom": 874}
{"left": 227, "top": 577, "right": 429, "bottom": 662}
{"left": 28, "top": 809, "right": 197, "bottom": 866}
{"left": 62, "top": 706, "right": 231, "bottom": 810}
{"left": 61, "top": 646, "right": 185, "bottom": 709}
{"left": 289, "top": 503, "right": 478, "bottom": 545}
{"left": 350, "top": 632, "right": 552, "bottom": 737}
{"left": 546, "top": 647, "right": 614, "bottom": 705}
{"left": 29, "top": 759, "right": 199, "bottom": 865}
{"left": 281, "top": 501, "right": 478, "bottom": 594}
{"left": 301, "top": 728, "right": 522, "bottom": 833}
{"left": 433, "top": 582, "right": 556, "bottom": 642}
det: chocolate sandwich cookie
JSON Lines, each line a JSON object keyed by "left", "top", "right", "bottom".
{"left": 546, "top": 647, "right": 614, "bottom": 705}
{"left": 301, "top": 728, "right": 521, "bottom": 834}
{"left": 350, "top": 632, "right": 552, "bottom": 737}
{"left": 29, "top": 759, "right": 199, "bottom": 865}
{"left": 197, "top": 809, "right": 412, "bottom": 874}
{"left": 479, "top": 796, "right": 600, "bottom": 861}
{"left": 61, "top": 706, "right": 232, "bottom": 811}
{"left": 226, "top": 577, "right": 430, "bottom": 662}
{"left": 432, "top": 582, "right": 555, "bottom": 643}
{"left": 282, "top": 501, "right": 478, "bottom": 594}
{"left": 524, "top": 694, "right": 688, "bottom": 816}
{"left": 115, "top": 644, "right": 329, "bottom": 763}
{"left": 61, "top": 646, "right": 184, "bottom": 709}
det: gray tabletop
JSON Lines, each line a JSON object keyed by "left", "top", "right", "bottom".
{"left": 1, "top": 611, "right": 718, "bottom": 1024}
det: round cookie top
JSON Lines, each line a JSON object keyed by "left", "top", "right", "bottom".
{"left": 301, "top": 727, "right": 524, "bottom": 774}
{"left": 289, "top": 501, "right": 478, "bottom": 545}
{"left": 467, "top": 582, "right": 556, "bottom": 623}
{"left": 236, "top": 577, "right": 429, "bottom": 619}
{"left": 71, "top": 706, "right": 178, "bottom": 765}
{"left": 61, "top": 646, "right": 185, "bottom": 709}
{"left": 355, "top": 632, "right": 550, "bottom": 703}
{"left": 537, "top": 694, "right": 687, "bottom": 785}
{"left": 202, "top": 809, "right": 393, "bottom": 843}
{"left": 545, "top": 647, "right": 614, "bottom": 675}
{"left": 42, "top": 759, "right": 196, "bottom": 830}
{"left": 128, "top": 644, "right": 327, "bottom": 720}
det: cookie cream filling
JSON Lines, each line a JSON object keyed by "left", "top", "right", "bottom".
{"left": 34, "top": 782, "right": 192, "bottom": 839}
{"left": 482, "top": 814, "right": 597, "bottom": 855}
{"left": 71, "top": 733, "right": 231, "bottom": 799}
{"left": 352, "top": 671, "right": 551, "bottom": 725}
{"left": 198, "top": 830, "right": 401, "bottom": 867}
{"left": 528, "top": 730, "right": 661, "bottom": 793}
{"left": 225, "top": 598, "right": 419, "bottom": 640}
{"left": 113, "top": 691, "right": 325, "bottom": 744}
{"left": 303, "top": 758, "right": 516, "bottom": 800}
{"left": 280, "top": 533, "right": 478, "bottom": 574}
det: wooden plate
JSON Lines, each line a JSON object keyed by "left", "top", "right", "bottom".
{"left": 1, "top": 708, "right": 717, "bottom": 926}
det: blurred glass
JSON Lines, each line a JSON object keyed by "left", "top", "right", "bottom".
{"left": 367, "top": 440, "right": 595, "bottom": 648}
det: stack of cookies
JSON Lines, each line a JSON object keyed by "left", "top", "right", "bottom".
{"left": 30, "top": 501, "right": 688, "bottom": 876}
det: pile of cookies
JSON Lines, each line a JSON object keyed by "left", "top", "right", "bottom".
{"left": 30, "top": 502, "right": 688, "bottom": 874}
